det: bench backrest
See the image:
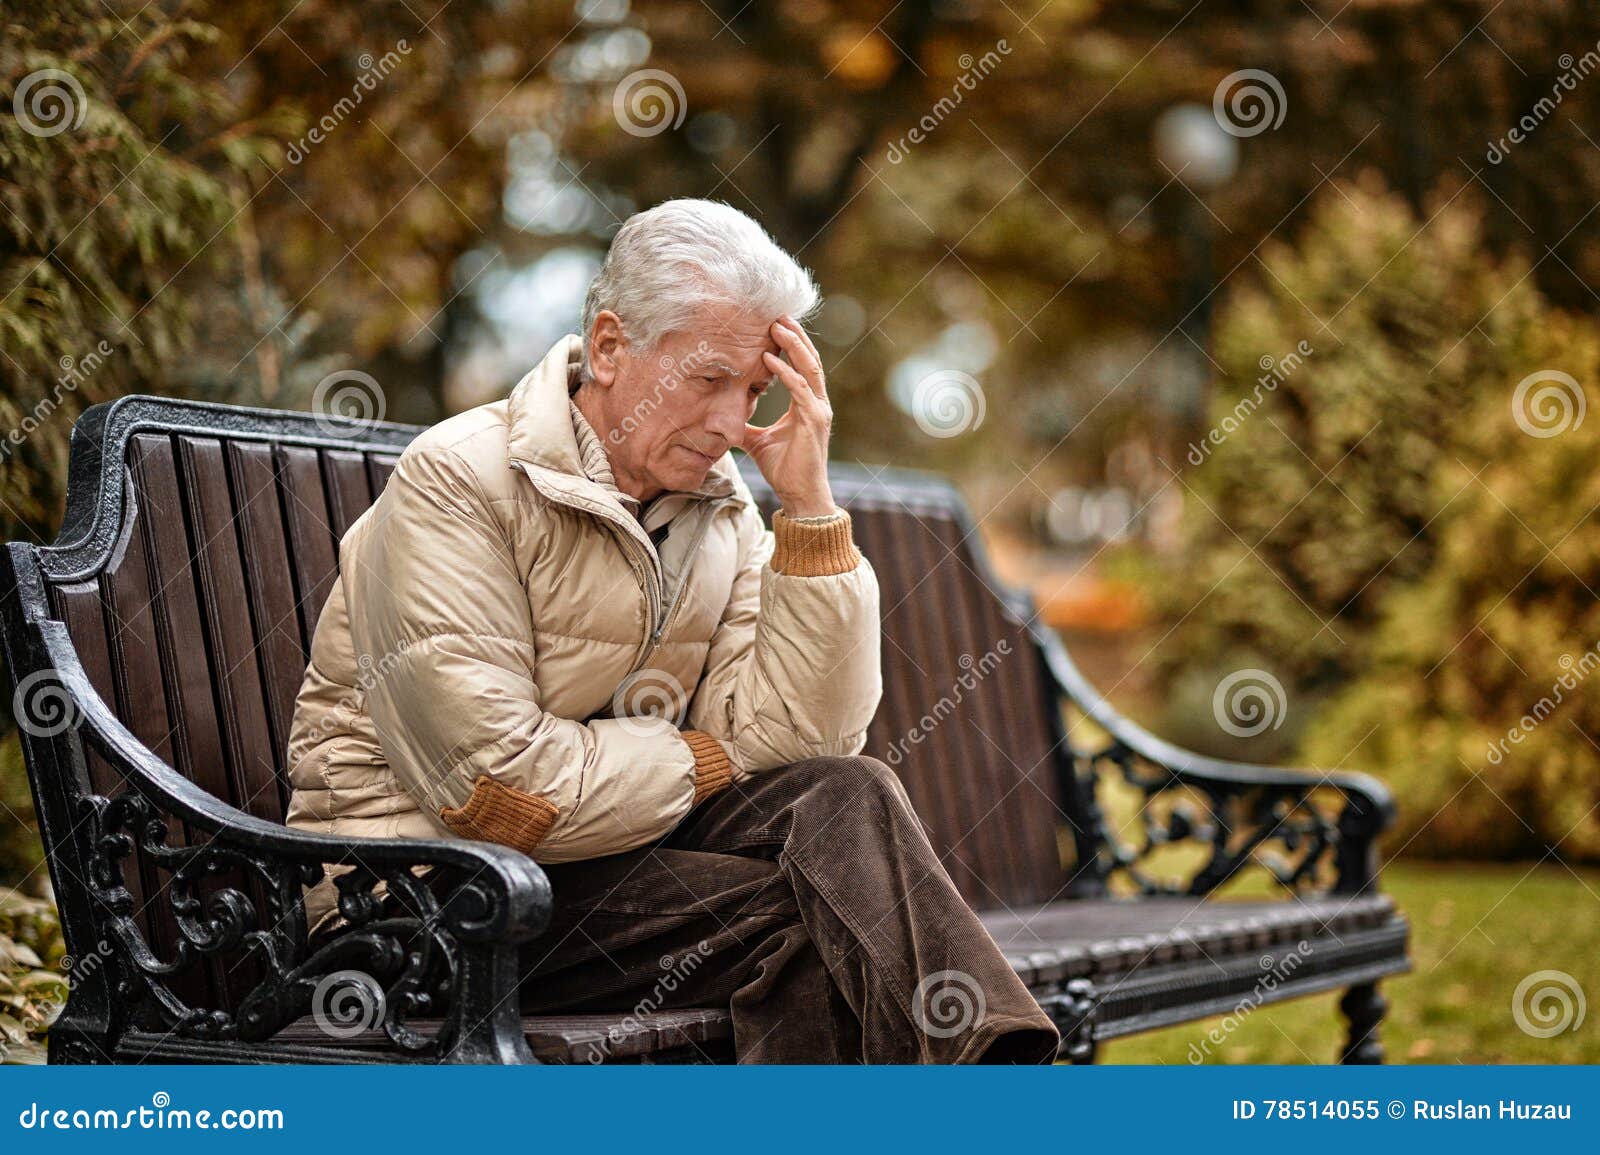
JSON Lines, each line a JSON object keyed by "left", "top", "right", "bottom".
{"left": 7, "top": 397, "right": 1078, "bottom": 959}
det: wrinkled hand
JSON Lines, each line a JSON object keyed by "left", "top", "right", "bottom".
{"left": 743, "top": 315, "right": 836, "bottom": 519}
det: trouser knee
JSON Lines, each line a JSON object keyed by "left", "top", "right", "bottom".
{"left": 770, "top": 753, "right": 915, "bottom": 816}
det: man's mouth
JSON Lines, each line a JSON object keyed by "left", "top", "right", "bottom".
{"left": 682, "top": 445, "right": 718, "bottom": 465}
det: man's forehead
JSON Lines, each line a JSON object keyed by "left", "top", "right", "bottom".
{"left": 696, "top": 346, "right": 771, "bottom": 380}
{"left": 672, "top": 316, "right": 778, "bottom": 377}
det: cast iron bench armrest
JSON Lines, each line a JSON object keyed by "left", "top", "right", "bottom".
{"left": 26, "top": 617, "right": 548, "bottom": 1062}
{"left": 1034, "top": 622, "right": 1395, "bottom": 896}
{"left": 40, "top": 618, "right": 553, "bottom": 944}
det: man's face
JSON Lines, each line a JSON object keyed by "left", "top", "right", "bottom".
{"left": 587, "top": 303, "right": 781, "bottom": 498}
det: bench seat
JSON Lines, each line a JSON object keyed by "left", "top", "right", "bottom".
{"left": 105, "top": 895, "right": 1408, "bottom": 1065}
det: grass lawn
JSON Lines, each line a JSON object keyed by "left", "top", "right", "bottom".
{"left": 1100, "top": 858, "right": 1599, "bottom": 1064}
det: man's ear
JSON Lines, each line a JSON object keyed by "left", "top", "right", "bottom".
{"left": 587, "top": 311, "right": 627, "bottom": 389}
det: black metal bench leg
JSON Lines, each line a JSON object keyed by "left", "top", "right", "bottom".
{"left": 1338, "top": 981, "right": 1386, "bottom": 1064}
{"left": 48, "top": 1027, "right": 118, "bottom": 1065}
{"left": 1051, "top": 977, "right": 1099, "bottom": 1064}
{"left": 443, "top": 945, "right": 537, "bottom": 1064}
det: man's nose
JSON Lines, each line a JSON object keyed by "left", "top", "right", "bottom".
{"left": 703, "top": 390, "right": 748, "bottom": 446}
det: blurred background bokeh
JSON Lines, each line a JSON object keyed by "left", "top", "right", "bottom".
{"left": 3, "top": 0, "right": 1597, "bottom": 1063}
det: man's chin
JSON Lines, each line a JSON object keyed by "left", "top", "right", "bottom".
{"left": 656, "top": 462, "right": 713, "bottom": 494}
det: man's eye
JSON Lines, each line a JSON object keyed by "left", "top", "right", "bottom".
{"left": 750, "top": 384, "right": 768, "bottom": 398}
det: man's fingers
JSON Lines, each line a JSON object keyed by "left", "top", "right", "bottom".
{"left": 771, "top": 319, "right": 827, "bottom": 399}
{"left": 774, "top": 321, "right": 824, "bottom": 397}
{"left": 780, "top": 315, "right": 825, "bottom": 380}
{"left": 762, "top": 350, "right": 816, "bottom": 409}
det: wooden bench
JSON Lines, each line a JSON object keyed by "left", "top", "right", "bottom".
{"left": 0, "top": 393, "right": 1411, "bottom": 1064}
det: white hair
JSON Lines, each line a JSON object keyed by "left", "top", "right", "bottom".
{"left": 577, "top": 198, "right": 821, "bottom": 385}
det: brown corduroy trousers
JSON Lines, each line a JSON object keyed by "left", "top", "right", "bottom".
{"left": 511, "top": 754, "right": 1061, "bottom": 1063}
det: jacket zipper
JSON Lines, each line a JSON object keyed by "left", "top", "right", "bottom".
{"left": 627, "top": 498, "right": 727, "bottom": 678}
{"left": 514, "top": 463, "right": 729, "bottom": 680}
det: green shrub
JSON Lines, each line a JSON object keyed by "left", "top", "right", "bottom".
{"left": 0, "top": 886, "right": 66, "bottom": 1065}
{"left": 0, "top": 735, "right": 42, "bottom": 888}
{"left": 1301, "top": 307, "right": 1600, "bottom": 859}
{"left": 1139, "top": 171, "right": 1600, "bottom": 860}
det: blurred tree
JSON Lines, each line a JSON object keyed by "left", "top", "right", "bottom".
{"left": 1, "top": 0, "right": 279, "bottom": 546}
{"left": 18, "top": 1, "right": 1600, "bottom": 529}
{"left": 1140, "top": 173, "right": 1531, "bottom": 707}
{"left": 182, "top": 0, "right": 574, "bottom": 419}
{"left": 15, "top": 2, "right": 1600, "bottom": 525}
{"left": 1300, "top": 312, "right": 1600, "bottom": 862}
{"left": 531, "top": 0, "right": 1600, "bottom": 505}
{"left": 2, "top": 0, "right": 282, "bottom": 878}
{"left": 3, "top": 1, "right": 579, "bottom": 549}
{"left": 1132, "top": 171, "right": 1600, "bottom": 860}
{"left": 0, "top": 883, "right": 65, "bottom": 1063}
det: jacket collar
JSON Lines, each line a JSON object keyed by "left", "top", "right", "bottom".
{"left": 505, "top": 332, "right": 743, "bottom": 506}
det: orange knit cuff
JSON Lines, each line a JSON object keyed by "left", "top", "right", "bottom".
{"left": 681, "top": 730, "right": 734, "bottom": 802}
{"left": 770, "top": 508, "right": 862, "bottom": 577}
{"left": 440, "top": 774, "right": 559, "bottom": 855}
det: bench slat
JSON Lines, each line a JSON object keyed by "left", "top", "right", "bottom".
{"left": 878, "top": 503, "right": 988, "bottom": 899}
{"left": 856, "top": 504, "right": 980, "bottom": 894}
{"left": 939, "top": 513, "right": 1070, "bottom": 907}
{"left": 322, "top": 449, "right": 374, "bottom": 541}
{"left": 923, "top": 509, "right": 1024, "bottom": 902}
{"left": 848, "top": 501, "right": 1070, "bottom": 910}
{"left": 275, "top": 445, "right": 341, "bottom": 649}
{"left": 227, "top": 441, "right": 310, "bottom": 810}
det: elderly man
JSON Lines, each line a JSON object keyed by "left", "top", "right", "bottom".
{"left": 284, "top": 198, "right": 1059, "bottom": 1063}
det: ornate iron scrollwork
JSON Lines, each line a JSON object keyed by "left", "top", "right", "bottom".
{"left": 79, "top": 788, "right": 467, "bottom": 1057}
{"left": 1073, "top": 739, "right": 1347, "bottom": 898}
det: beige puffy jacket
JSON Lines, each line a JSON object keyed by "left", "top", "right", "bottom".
{"left": 283, "top": 333, "right": 882, "bottom": 935}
